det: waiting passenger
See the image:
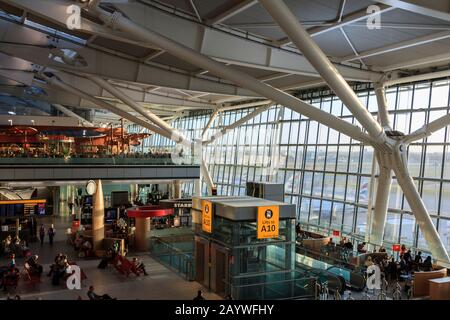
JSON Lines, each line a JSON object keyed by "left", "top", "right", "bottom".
{"left": 400, "top": 244, "right": 407, "bottom": 257}
{"left": 87, "top": 285, "right": 115, "bottom": 300}
{"left": 357, "top": 242, "right": 367, "bottom": 253}
{"left": 193, "top": 290, "right": 205, "bottom": 301}
{"left": 414, "top": 251, "right": 423, "bottom": 265}
{"left": 422, "top": 256, "right": 433, "bottom": 272}
{"left": 132, "top": 258, "right": 148, "bottom": 276}
{"left": 364, "top": 256, "right": 374, "bottom": 267}
{"left": 343, "top": 240, "right": 353, "bottom": 251}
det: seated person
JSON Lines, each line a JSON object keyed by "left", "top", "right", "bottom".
{"left": 87, "top": 285, "right": 115, "bottom": 300}
{"left": 344, "top": 240, "right": 354, "bottom": 251}
{"left": 357, "top": 242, "right": 367, "bottom": 253}
{"left": 74, "top": 235, "right": 84, "bottom": 251}
{"left": 2, "top": 267, "right": 20, "bottom": 287}
{"left": 80, "top": 240, "right": 93, "bottom": 257}
{"left": 21, "top": 240, "right": 31, "bottom": 258}
{"left": 26, "top": 255, "right": 43, "bottom": 276}
{"left": 131, "top": 257, "right": 148, "bottom": 275}
{"left": 98, "top": 249, "right": 114, "bottom": 269}
{"left": 48, "top": 254, "right": 69, "bottom": 285}
{"left": 2, "top": 235, "right": 12, "bottom": 255}
{"left": 364, "top": 256, "right": 374, "bottom": 267}
{"left": 421, "top": 256, "right": 433, "bottom": 272}
{"left": 9, "top": 253, "right": 16, "bottom": 268}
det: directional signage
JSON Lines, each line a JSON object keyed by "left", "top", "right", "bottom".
{"left": 202, "top": 200, "right": 213, "bottom": 233}
{"left": 257, "top": 206, "right": 279, "bottom": 239}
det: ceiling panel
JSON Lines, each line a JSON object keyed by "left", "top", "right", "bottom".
{"left": 90, "top": 36, "right": 155, "bottom": 59}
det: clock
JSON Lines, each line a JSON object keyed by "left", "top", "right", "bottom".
{"left": 86, "top": 180, "right": 97, "bottom": 195}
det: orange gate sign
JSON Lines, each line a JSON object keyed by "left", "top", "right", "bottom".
{"left": 202, "top": 200, "right": 213, "bottom": 233}
{"left": 257, "top": 206, "right": 279, "bottom": 239}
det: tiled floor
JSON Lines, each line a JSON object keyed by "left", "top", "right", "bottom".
{"left": 0, "top": 216, "right": 221, "bottom": 300}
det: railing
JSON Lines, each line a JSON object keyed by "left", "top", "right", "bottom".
{"left": 296, "top": 243, "right": 359, "bottom": 271}
{"left": 227, "top": 270, "right": 316, "bottom": 300}
{"left": 0, "top": 156, "right": 197, "bottom": 166}
{"left": 149, "top": 237, "right": 195, "bottom": 281}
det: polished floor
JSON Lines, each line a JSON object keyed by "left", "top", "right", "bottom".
{"left": 0, "top": 216, "right": 220, "bottom": 300}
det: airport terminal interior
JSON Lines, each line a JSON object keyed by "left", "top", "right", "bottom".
{"left": 1, "top": 0, "right": 450, "bottom": 301}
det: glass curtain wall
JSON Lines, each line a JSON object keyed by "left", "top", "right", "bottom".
{"left": 131, "top": 79, "right": 450, "bottom": 256}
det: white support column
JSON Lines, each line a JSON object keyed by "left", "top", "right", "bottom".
{"left": 43, "top": 75, "right": 176, "bottom": 141}
{"left": 87, "top": 75, "right": 191, "bottom": 146}
{"left": 86, "top": 4, "right": 372, "bottom": 144}
{"left": 202, "top": 109, "right": 220, "bottom": 140}
{"left": 201, "top": 160, "right": 214, "bottom": 195}
{"left": 374, "top": 84, "right": 393, "bottom": 131}
{"left": 392, "top": 146, "right": 450, "bottom": 262}
{"left": 370, "top": 152, "right": 392, "bottom": 246}
{"left": 258, "top": 0, "right": 386, "bottom": 143}
{"left": 365, "top": 149, "right": 378, "bottom": 245}
{"left": 405, "top": 112, "right": 450, "bottom": 144}
{"left": 203, "top": 102, "right": 273, "bottom": 145}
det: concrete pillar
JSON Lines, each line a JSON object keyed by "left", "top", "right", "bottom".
{"left": 174, "top": 180, "right": 182, "bottom": 199}
{"left": 134, "top": 217, "right": 150, "bottom": 251}
{"left": 53, "top": 187, "right": 60, "bottom": 216}
{"left": 15, "top": 218, "right": 20, "bottom": 238}
{"left": 194, "top": 179, "right": 201, "bottom": 197}
{"left": 92, "top": 179, "right": 105, "bottom": 252}
{"left": 130, "top": 184, "right": 139, "bottom": 204}
{"left": 59, "top": 186, "right": 69, "bottom": 216}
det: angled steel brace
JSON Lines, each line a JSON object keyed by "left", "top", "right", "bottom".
{"left": 258, "top": 0, "right": 386, "bottom": 144}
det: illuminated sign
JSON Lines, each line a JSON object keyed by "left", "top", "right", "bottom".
{"left": 201, "top": 200, "right": 213, "bottom": 233}
{"left": 257, "top": 206, "right": 279, "bottom": 239}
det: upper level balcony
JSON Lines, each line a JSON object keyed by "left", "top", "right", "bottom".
{"left": 0, "top": 154, "right": 200, "bottom": 182}
{"left": 0, "top": 122, "right": 200, "bottom": 183}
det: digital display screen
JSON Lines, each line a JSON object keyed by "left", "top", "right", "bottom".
{"left": 37, "top": 203, "right": 46, "bottom": 215}
{"left": 84, "top": 195, "right": 93, "bottom": 206}
{"left": 104, "top": 208, "right": 117, "bottom": 222}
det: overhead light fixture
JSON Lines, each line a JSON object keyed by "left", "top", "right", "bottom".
{"left": 8, "top": 111, "right": 16, "bottom": 115}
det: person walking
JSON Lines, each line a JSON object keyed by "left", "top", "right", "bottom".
{"left": 39, "top": 224, "right": 45, "bottom": 245}
{"left": 48, "top": 224, "right": 56, "bottom": 246}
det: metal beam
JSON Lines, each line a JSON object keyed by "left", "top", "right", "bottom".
{"left": 42, "top": 74, "right": 178, "bottom": 140}
{"left": 52, "top": 103, "right": 94, "bottom": 127}
{"left": 203, "top": 103, "right": 273, "bottom": 145}
{"left": 277, "top": 4, "right": 395, "bottom": 46}
{"left": 259, "top": 0, "right": 386, "bottom": 143}
{"left": 376, "top": 0, "right": 450, "bottom": 22}
{"left": 339, "top": 30, "right": 450, "bottom": 63}
{"left": 208, "top": 0, "right": 258, "bottom": 25}
{"left": 188, "top": 0, "right": 202, "bottom": 22}
{"left": 384, "top": 69, "right": 450, "bottom": 87}
{"left": 87, "top": 74, "right": 190, "bottom": 145}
